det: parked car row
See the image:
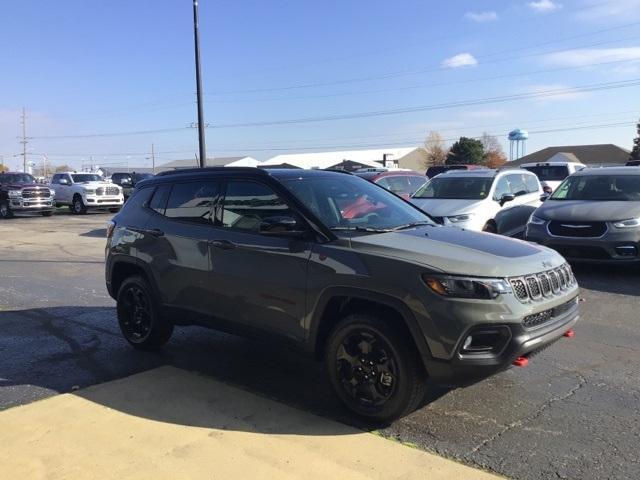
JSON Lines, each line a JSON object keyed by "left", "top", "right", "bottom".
{"left": 0, "top": 171, "right": 154, "bottom": 219}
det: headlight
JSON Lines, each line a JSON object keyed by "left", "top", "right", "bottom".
{"left": 49, "top": 189, "right": 55, "bottom": 196}
{"left": 83, "top": 189, "right": 96, "bottom": 195}
{"left": 528, "top": 214, "right": 546, "bottom": 225}
{"left": 8, "top": 189, "right": 22, "bottom": 197}
{"left": 447, "top": 213, "right": 474, "bottom": 223}
{"left": 613, "top": 218, "right": 640, "bottom": 228}
{"left": 422, "top": 274, "right": 512, "bottom": 300}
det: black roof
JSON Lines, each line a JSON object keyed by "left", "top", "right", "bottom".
{"left": 507, "top": 144, "right": 631, "bottom": 167}
{"left": 150, "top": 167, "right": 350, "bottom": 182}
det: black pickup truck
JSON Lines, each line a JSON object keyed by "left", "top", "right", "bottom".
{"left": 0, "top": 172, "right": 55, "bottom": 218}
{"left": 110, "top": 172, "right": 154, "bottom": 201}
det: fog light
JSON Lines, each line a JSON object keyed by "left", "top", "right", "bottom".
{"left": 615, "top": 246, "right": 637, "bottom": 257}
{"left": 460, "top": 327, "right": 510, "bottom": 355}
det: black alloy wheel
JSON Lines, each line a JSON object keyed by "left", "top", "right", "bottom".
{"left": 72, "top": 196, "right": 86, "bottom": 214}
{"left": 326, "top": 313, "right": 426, "bottom": 422}
{"left": 116, "top": 275, "right": 173, "bottom": 349}
{"left": 336, "top": 330, "right": 398, "bottom": 408}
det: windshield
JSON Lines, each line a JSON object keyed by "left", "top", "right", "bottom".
{"left": 71, "top": 174, "right": 103, "bottom": 183}
{"left": 522, "top": 165, "right": 569, "bottom": 181}
{"left": 550, "top": 175, "right": 640, "bottom": 201}
{"left": 281, "top": 174, "right": 434, "bottom": 231}
{"left": 413, "top": 176, "right": 494, "bottom": 200}
{"left": 3, "top": 174, "right": 36, "bottom": 184}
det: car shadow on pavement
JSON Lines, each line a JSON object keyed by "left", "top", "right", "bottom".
{"left": 0, "top": 306, "right": 451, "bottom": 434}
{"left": 79, "top": 228, "right": 107, "bottom": 237}
{"left": 571, "top": 263, "right": 640, "bottom": 296}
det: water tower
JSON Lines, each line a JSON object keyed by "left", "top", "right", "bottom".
{"left": 508, "top": 128, "right": 529, "bottom": 161}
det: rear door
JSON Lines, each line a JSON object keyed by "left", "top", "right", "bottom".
{"left": 141, "top": 179, "right": 221, "bottom": 315}
{"left": 208, "top": 178, "right": 311, "bottom": 341}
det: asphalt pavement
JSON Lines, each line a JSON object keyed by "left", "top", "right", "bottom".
{"left": 1, "top": 214, "right": 639, "bottom": 479}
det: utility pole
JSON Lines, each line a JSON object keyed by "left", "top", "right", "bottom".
{"left": 192, "top": 0, "right": 207, "bottom": 168}
{"left": 151, "top": 143, "right": 156, "bottom": 174}
{"left": 20, "top": 108, "right": 28, "bottom": 173}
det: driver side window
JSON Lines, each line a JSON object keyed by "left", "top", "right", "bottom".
{"left": 493, "top": 176, "right": 511, "bottom": 200}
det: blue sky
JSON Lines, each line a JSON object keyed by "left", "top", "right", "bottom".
{"left": 1, "top": 0, "right": 639, "bottom": 170}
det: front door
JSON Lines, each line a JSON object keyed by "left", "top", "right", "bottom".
{"left": 208, "top": 178, "right": 311, "bottom": 342}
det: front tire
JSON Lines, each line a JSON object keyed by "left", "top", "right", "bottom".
{"left": 41, "top": 211, "right": 53, "bottom": 217}
{"left": 325, "top": 313, "right": 427, "bottom": 422}
{"left": 116, "top": 275, "right": 173, "bottom": 350}
{"left": 0, "top": 200, "right": 14, "bottom": 219}
{"left": 109, "top": 208, "right": 120, "bottom": 213}
{"left": 71, "top": 195, "right": 87, "bottom": 215}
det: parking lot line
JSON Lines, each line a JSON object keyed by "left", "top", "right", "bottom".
{"left": 0, "top": 366, "right": 500, "bottom": 480}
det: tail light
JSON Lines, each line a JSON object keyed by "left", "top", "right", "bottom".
{"left": 106, "top": 220, "right": 116, "bottom": 239}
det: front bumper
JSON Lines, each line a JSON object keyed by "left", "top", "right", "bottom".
{"left": 425, "top": 295, "right": 579, "bottom": 387}
{"left": 9, "top": 197, "right": 55, "bottom": 212}
{"left": 526, "top": 222, "right": 640, "bottom": 263}
{"left": 84, "top": 194, "right": 124, "bottom": 208}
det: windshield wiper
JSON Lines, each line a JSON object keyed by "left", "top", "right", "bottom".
{"left": 390, "top": 221, "right": 435, "bottom": 231}
{"left": 330, "top": 226, "right": 392, "bottom": 233}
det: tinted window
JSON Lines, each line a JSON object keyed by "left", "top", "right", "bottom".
{"left": 123, "top": 186, "right": 154, "bottom": 211}
{"left": 165, "top": 181, "right": 219, "bottom": 223}
{"left": 220, "top": 180, "right": 292, "bottom": 232}
{"left": 1, "top": 173, "right": 36, "bottom": 184}
{"left": 414, "top": 176, "right": 494, "bottom": 200}
{"left": 148, "top": 184, "right": 171, "bottom": 214}
{"left": 376, "top": 176, "right": 411, "bottom": 195}
{"left": 551, "top": 175, "right": 640, "bottom": 201}
{"left": 71, "top": 174, "right": 103, "bottom": 183}
{"left": 522, "top": 165, "right": 570, "bottom": 181}
{"left": 524, "top": 174, "right": 540, "bottom": 193}
{"left": 407, "top": 176, "right": 427, "bottom": 190}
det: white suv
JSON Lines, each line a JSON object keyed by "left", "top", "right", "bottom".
{"left": 520, "top": 161, "right": 585, "bottom": 194}
{"left": 51, "top": 172, "right": 124, "bottom": 214}
{"left": 410, "top": 169, "right": 543, "bottom": 237}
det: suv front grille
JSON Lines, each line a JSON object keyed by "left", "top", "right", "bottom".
{"left": 548, "top": 221, "right": 607, "bottom": 238}
{"left": 96, "top": 186, "right": 120, "bottom": 196}
{"left": 523, "top": 297, "right": 579, "bottom": 329}
{"left": 22, "top": 188, "right": 50, "bottom": 198}
{"left": 509, "top": 263, "right": 576, "bottom": 303}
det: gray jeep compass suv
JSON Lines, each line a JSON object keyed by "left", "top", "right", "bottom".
{"left": 106, "top": 167, "right": 579, "bottom": 421}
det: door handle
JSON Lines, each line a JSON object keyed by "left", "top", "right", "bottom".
{"left": 209, "top": 239, "right": 236, "bottom": 250}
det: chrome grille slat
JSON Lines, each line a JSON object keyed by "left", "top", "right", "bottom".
{"left": 538, "top": 273, "right": 551, "bottom": 296}
{"left": 526, "top": 276, "right": 542, "bottom": 299}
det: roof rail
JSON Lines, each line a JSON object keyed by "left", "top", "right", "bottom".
{"left": 155, "top": 166, "right": 268, "bottom": 177}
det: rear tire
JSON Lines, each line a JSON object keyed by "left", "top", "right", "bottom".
{"left": 325, "top": 313, "right": 427, "bottom": 423}
{"left": 116, "top": 275, "right": 173, "bottom": 350}
{"left": 0, "top": 200, "right": 14, "bottom": 219}
{"left": 71, "top": 195, "right": 87, "bottom": 215}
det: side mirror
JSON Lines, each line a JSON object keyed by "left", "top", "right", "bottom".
{"left": 259, "top": 216, "right": 305, "bottom": 237}
{"left": 499, "top": 194, "right": 515, "bottom": 206}
{"left": 121, "top": 178, "right": 132, "bottom": 186}
{"left": 540, "top": 194, "right": 549, "bottom": 202}
{"left": 58, "top": 178, "right": 69, "bottom": 185}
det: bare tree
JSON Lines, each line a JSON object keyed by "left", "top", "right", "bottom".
{"left": 423, "top": 131, "right": 448, "bottom": 168}
{"left": 480, "top": 132, "right": 507, "bottom": 168}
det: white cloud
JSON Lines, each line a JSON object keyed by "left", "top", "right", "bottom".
{"left": 543, "top": 47, "right": 640, "bottom": 67}
{"left": 464, "top": 11, "right": 499, "bottom": 22}
{"left": 575, "top": 0, "right": 640, "bottom": 21}
{"left": 528, "top": 0, "right": 561, "bottom": 13}
{"left": 521, "top": 84, "right": 588, "bottom": 103}
{"left": 442, "top": 53, "right": 478, "bottom": 68}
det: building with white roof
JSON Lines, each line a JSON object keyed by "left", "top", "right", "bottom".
{"left": 261, "top": 147, "right": 426, "bottom": 171}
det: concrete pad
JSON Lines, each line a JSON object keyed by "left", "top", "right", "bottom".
{"left": 0, "top": 366, "right": 500, "bottom": 479}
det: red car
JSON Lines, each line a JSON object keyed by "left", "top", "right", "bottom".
{"left": 353, "top": 169, "right": 427, "bottom": 200}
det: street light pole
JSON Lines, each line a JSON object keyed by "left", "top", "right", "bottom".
{"left": 192, "top": 0, "right": 207, "bottom": 168}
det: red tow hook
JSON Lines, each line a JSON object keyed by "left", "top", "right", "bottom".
{"left": 512, "top": 356, "right": 529, "bottom": 367}
{"left": 563, "top": 329, "right": 575, "bottom": 338}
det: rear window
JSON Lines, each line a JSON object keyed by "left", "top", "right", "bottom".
{"left": 522, "top": 165, "right": 569, "bottom": 181}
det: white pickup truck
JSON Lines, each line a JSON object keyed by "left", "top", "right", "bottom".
{"left": 51, "top": 172, "right": 123, "bottom": 214}
{"left": 520, "top": 161, "right": 585, "bottom": 194}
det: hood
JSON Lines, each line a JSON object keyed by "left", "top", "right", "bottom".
{"left": 77, "top": 181, "right": 119, "bottom": 188}
{"left": 537, "top": 200, "right": 640, "bottom": 222}
{"left": 4, "top": 183, "right": 40, "bottom": 189}
{"left": 349, "top": 225, "right": 565, "bottom": 277}
{"left": 410, "top": 198, "right": 484, "bottom": 217}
